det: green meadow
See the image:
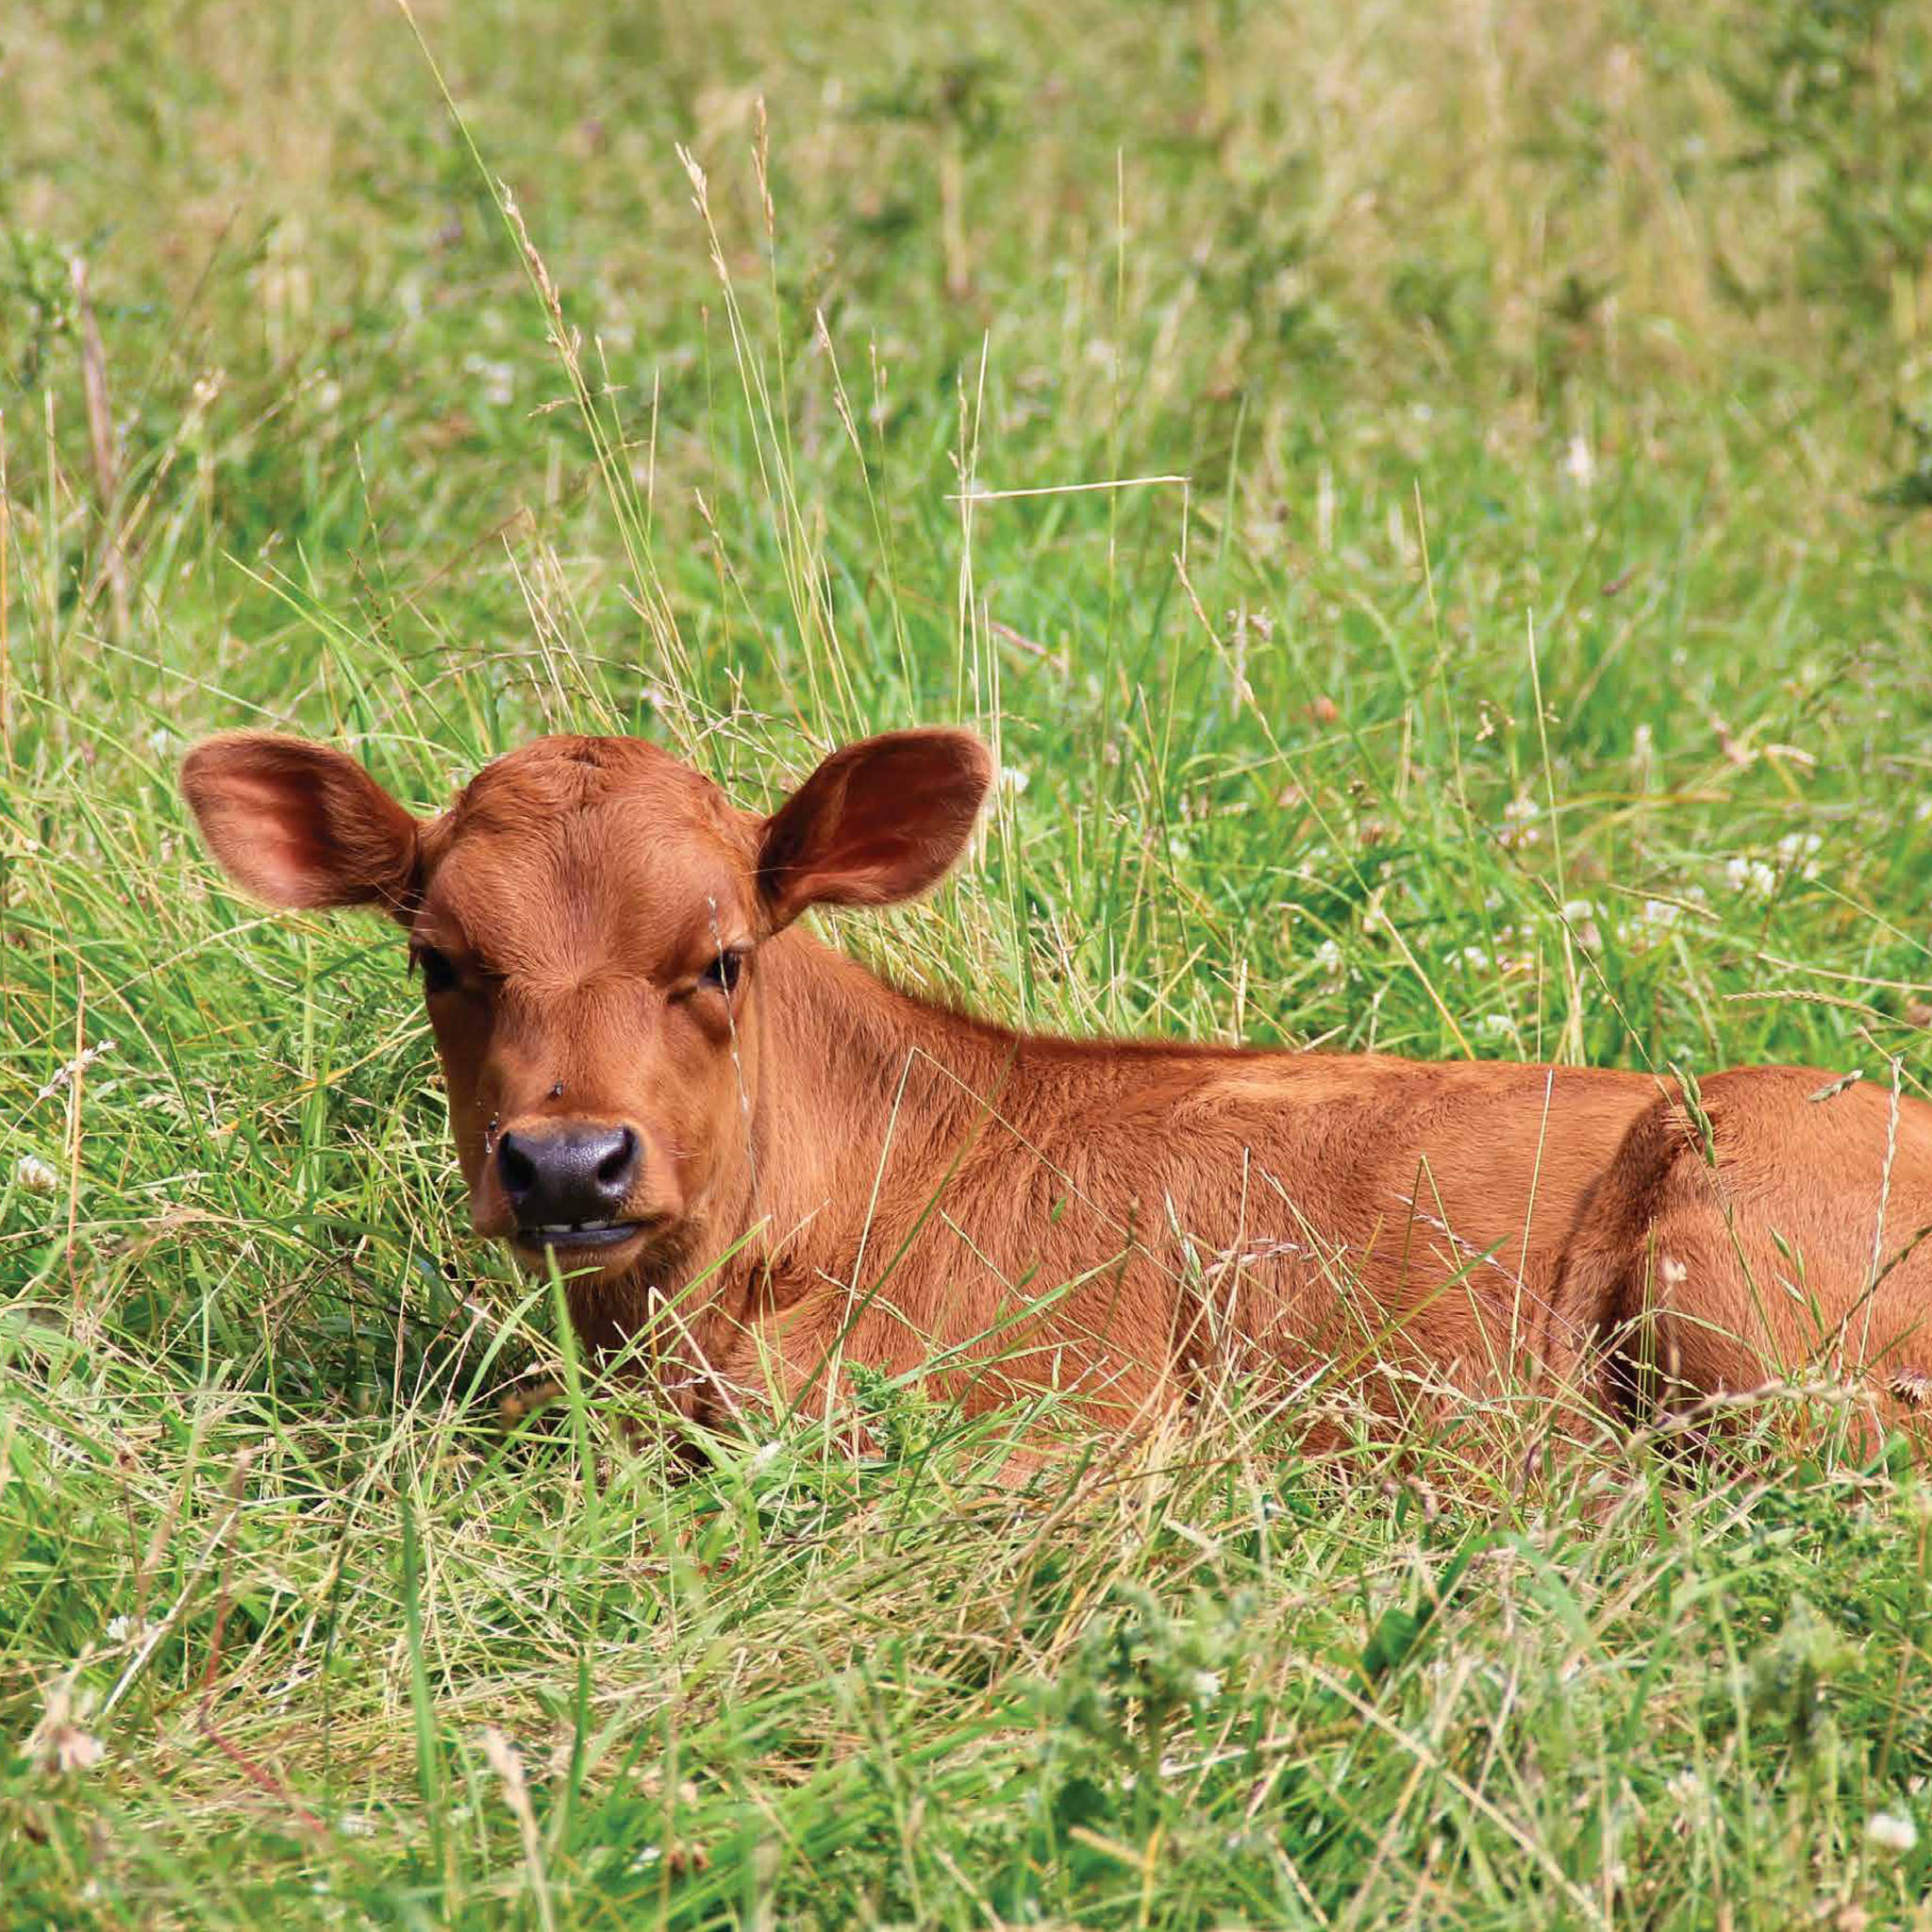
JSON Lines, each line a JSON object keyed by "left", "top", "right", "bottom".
{"left": 6, "top": 0, "right": 1932, "bottom": 1923}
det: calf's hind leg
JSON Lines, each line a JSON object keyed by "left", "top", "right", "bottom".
{"left": 1563, "top": 1068, "right": 1932, "bottom": 1451}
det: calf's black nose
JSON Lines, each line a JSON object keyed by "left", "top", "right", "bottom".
{"left": 498, "top": 1123, "right": 641, "bottom": 1227}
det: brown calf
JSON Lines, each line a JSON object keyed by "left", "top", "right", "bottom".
{"left": 181, "top": 727, "right": 1932, "bottom": 1456}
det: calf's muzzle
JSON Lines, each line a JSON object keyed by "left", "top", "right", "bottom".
{"left": 497, "top": 1121, "right": 642, "bottom": 1246}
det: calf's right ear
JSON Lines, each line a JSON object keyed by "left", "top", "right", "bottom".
{"left": 179, "top": 733, "right": 422, "bottom": 919}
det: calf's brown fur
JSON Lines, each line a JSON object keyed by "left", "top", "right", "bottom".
{"left": 181, "top": 727, "right": 1932, "bottom": 1455}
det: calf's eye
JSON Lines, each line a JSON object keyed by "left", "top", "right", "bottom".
{"left": 702, "top": 948, "right": 744, "bottom": 995}
{"left": 415, "top": 945, "right": 458, "bottom": 995}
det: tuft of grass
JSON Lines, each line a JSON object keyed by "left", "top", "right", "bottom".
{"left": 5, "top": 0, "right": 1932, "bottom": 1924}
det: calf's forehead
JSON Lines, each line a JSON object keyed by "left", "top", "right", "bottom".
{"left": 416, "top": 738, "right": 758, "bottom": 974}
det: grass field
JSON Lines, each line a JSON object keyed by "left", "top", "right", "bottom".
{"left": 7, "top": 0, "right": 1932, "bottom": 1924}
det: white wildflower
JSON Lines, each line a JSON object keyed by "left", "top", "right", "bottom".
{"left": 1724, "top": 856, "right": 1777, "bottom": 898}
{"left": 996, "top": 765, "right": 1029, "bottom": 795}
{"left": 1480, "top": 1013, "right": 1514, "bottom": 1040}
{"left": 1565, "top": 432, "right": 1595, "bottom": 488}
{"left": 1665, "top": 1767, "right": 1706, "bottom": 1833}
{"left": 1500, "top": 794, "right": 1541, "bottom": 849}
{"left": 1560, "top": 898, "right": 1603, "bottom": 949}
{"left": 462, "top": 353, "right": 516, "bottom": 408}
{"left": 29, "top": 1684, "right": 103, "bottom": 1777}
{"left": 47, "top": 1725, "right": 103, "bottom": 1775}
{"left": 1190, "top": 1670, "right": 1224, "bottom": 1703}
{"left": 1313, "top": 939, "right": 1343, "bottom": 976}
{"left": 747, "top": 1440, "right": 782, "bottom": 1477}
{"left": 35, "top": 1041, "right": 116, "bottom": 1104}
{"left": 1866, "top": 1810, "right": 1917, "bottom": 1855}
{"left": 15, "top": 1154, "right": 59, "bottom": 1193}
{"left": 1775, "top": 831, "right": 1823, "bottom": 879}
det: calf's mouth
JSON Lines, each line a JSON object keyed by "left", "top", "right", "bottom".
{"left": 512, "top": 1220, "right": 647, "bottom": 1254}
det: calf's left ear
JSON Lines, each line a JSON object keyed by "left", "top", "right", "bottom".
{"left": 180, "top": 732, "right": 422, "bottom": 919}
{"left": 756, "top": 728, "right": 993, "bottom": 928}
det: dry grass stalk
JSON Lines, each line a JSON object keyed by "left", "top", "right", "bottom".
{"left": 481, "top": 1726, "right": 558, "bottom": 1932}
{"left": 0, "top": 408, "right": 10, "bottom": 766}
{"left": 69, "top": 254, "right": 130, "bottom": 644}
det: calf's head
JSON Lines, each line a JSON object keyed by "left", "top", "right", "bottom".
{"left": 180, "top": 728, "right": 991, "bottom": 1283}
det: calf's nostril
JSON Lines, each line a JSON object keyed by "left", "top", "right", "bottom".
{"left": 498, "top": 1132, "right": 539, "bottom": 1200}
{"left": 596, "top": 1125, "right": 640, "bottom": 1191}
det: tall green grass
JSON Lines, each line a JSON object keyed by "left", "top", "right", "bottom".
{"left": 5, "top": 0, "right": 1932, "bottom": 1923}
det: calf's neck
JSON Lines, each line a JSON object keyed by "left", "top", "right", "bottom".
{"left": 181, "top": 727, "right": 1932, "bottom": 1454}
